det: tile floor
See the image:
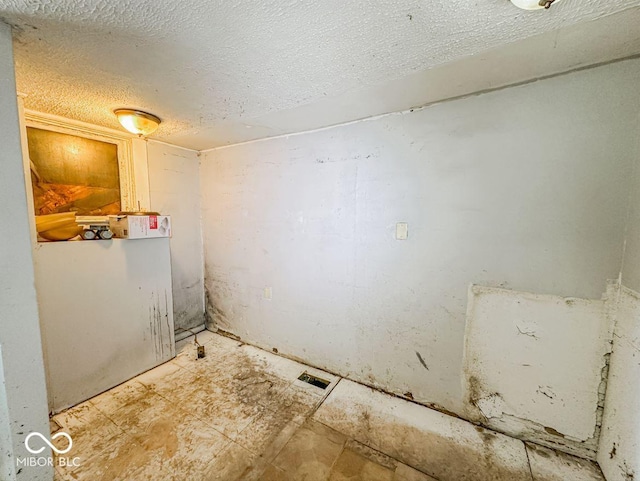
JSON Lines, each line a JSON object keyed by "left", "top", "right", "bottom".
{"left": 51, "top": 330, "right": 604, "bottom": 481}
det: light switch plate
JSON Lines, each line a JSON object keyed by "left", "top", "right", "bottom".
{"left": 396, "top": 222, "right": 408, "bottom": 240}
{"left": 263, "top": 287, "right": 272, "bottom": 300}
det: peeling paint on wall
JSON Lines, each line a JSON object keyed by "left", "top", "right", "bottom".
{"left": 599, "top": 286, "right": 640, "bottom": 481}
{"left": 462, "top": 283, "right": 616, "bottom": 459}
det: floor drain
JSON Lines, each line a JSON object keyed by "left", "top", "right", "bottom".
{"left": 298, "top": 372, "right": 330, "bottom": 389}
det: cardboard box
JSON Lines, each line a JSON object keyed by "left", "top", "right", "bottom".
{"left": 109, "top": 215, "right": 171, "bottom": 239}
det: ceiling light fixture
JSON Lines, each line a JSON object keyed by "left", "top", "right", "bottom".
{"left": 114, "top": 109, "right": 161, "bottom": 136}
{"left": 510, "top": 0, "right": 559, "bottom": 10}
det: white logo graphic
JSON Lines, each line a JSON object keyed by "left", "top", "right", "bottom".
{"left": 25, "top": 432, "right": 73, "bottom": 455}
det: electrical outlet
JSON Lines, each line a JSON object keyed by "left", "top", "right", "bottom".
{"left": 263, "top": 287, "right": 272, "bottom": 300}
{"left": 396, "top": 222, "right": 408, "bottom": 240}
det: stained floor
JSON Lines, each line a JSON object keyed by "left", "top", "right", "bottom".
{"left": 51, "top": 331, "right": 604, "bottom": 481}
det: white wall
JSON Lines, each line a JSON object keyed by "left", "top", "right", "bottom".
{"left": 34, "top": 239, "right": 175, "bottom": 413}
{"left": 599, "top": 117, "right": 640, "bottom": 479}
{"left": 622, "top": 144, "right": 640, "bottom": 293}
{"left": 147, "top": 141, "right": 204, "bottom": 332}
{"left": 201, "top": 58, "right": 640, "bottom": 415}
{"left": 0, "top": 22, "right": 53, "bottom": 481}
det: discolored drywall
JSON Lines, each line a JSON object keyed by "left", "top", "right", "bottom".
{"left": 200, "top": 59, "right": 640, "bottom": 416}
{"left": 147, "top": 141, "right": 205, "bottom": 332}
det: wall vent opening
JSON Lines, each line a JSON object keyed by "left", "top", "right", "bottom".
{"left": 298, "top": 372, "right": 330, "bottom": 389}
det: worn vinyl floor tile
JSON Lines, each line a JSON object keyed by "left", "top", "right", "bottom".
{"left": 99, "top": 389, "right": 177, "bottom": 434}
{"left": 271, "top": 397, "right": 318, "bottom": 422}
{"left": 272, "top": 420, "right": 347, "bottom": 481}
{"left": 236, "top": 345, "right": 293, "bottom": 378}
{"left": 53, "top": 467, "right": 67, "bottom": 481}
{"left": 227, "top": 370, "right": 292, "bottom": 411}
{"left": 328, "top": 448, "right": 395, "bottom": 481}
{"left": 526, "top": 443, "right": 605, "bottom": 481}
{"left": 48, "top": 332, "right": 601, "bottom": 481}
{"left": 177, "top": 347, "right": 293, "bottom": 407}
{"left": 202, "top": 441, "right": 259, "bottom": 480}
{"left": 173, "top": 336, "right": 231, "bottom": 369}
{"left": 239, "top": 345, "right": 335, "bottom": 384}
{"left": 135, "top": 360, "right": 183, "bottom": 391}
{"left": 174, "top": 333, "right": 244, "bottom": 370}
{"left": 173, "top": 344, "right": 205, "bottom": 368}
{"left": 314, "top": 380, "right": 532, "bottom": 481}
{"left": 240, "top": 417, "right": 303, "bottom": 481}
{"left": 335, "top": 440, "right": 438, "bottom": 481}
{"left": 179, "top": 350, "right": 293, "bottom": 409}
{"left": 235, "top": 407, "right": 300, "bottom": 455}
{"left": 179, "top": 381, "right": 269, "bottom": 440}
{"left": 55, "top": 435, "right": 149, "bottom": 481}
{"left": 239, "top": 345, "right": 341, "bottom": 401}
{"left": 50, "top": 418, "right": 62, "bottom": 434}
{"left": 343, "top": 439, "right": 398, "bottom": 471}
{"left": 147, "top": 362, "right": 216, "bottom": 401}
{"left": 259, "top": 464, "right": 294, "bottom": 481}
{"left": 90, "top": 379, "right": 150, "bottom": 414}
{"left": 58, "top": 411, "right": 231, "bottom": 480}
{"left": 126, "top": 415, "right": 230, "bottom": 480}
{"left": 393, "top": 463, "right": 439, "bottom": 481}
{"left": 52, "top": 401, "right": 123, "bottom": 461}
{"left": 265, "top": 382, "right": 325, "bottom": 420}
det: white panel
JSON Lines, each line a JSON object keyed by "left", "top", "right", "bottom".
{"left": 34, "top": 239, "right": 175, "bottom": 413}
{"left": 463, "top": 285, "right": 612, "bottom": 456}
{"left": 598, "top": 286, "right": 640, "bottom": 481}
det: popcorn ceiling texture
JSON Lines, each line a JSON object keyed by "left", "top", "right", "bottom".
{"left": 1, "top": 0, "right": 638, "bottom": 149}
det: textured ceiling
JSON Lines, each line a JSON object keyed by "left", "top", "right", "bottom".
{"left": 2, "top": 0, "right": 640, "bottom": 149}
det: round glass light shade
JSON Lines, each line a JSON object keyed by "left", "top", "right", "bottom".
{"left": 510, "top": 0, "right": 556, "bottom": 10}
{"left": 114, "top": 109, "right": 161, "bottom": 136}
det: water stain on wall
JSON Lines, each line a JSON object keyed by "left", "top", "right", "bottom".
{"left": 149, "top": 290, "right": 172, "bottom": 362}
{"left": 205, "top": 285, "right": 231, "bottom": 331}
